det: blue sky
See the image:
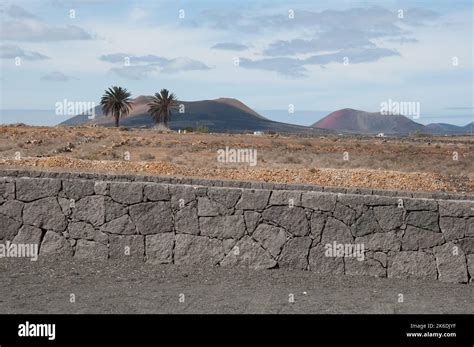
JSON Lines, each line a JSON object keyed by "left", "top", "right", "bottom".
{"left": 0, "top": 0, "right": 473, "bottom": 126}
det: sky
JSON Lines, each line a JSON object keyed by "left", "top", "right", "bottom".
{"left": 0, "top": 0, "right": 473, "bottom": 126}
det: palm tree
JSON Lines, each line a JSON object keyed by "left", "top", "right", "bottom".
{"left": 100, "top": 86, "right": 133, "bottom": 127}
{"left": 147, "top": 89, "right": 178, "bottom": 127}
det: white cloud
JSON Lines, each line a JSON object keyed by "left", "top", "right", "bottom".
{"left": 0, "top": 44, "right": 49, "bottom": 60}
{"left": 41, "top": 71, "right": 78, "bottom": 81}
{"left": 0, "top": 5, "right": 93, "bottom": 41}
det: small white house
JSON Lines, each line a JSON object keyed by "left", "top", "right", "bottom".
{"left": 376, "top": 133, "right": 385, "bottom": 137}
{"left": 253, "top": 131, "right": 264, "bottom": 136}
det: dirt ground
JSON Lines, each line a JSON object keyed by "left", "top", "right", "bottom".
{"left": 0, "top": 124, "right": 472, "bottom": 193}
{"left": 0, "top": 258, "right": 472, "bottom": 314}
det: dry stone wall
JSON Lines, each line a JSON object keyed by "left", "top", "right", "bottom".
{"left": 1, "top": 170, "right": 473, "bottom": 284}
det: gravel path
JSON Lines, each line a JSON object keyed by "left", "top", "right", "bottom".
{"left": 0, "top": 259, "right": 472, "bottom": 314}
{"left": 2, "top": 157, "right": 473, "bottom": 193}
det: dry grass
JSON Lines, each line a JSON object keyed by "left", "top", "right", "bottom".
{"left": 0, "top": 124, "right": 472, "bottom": 193}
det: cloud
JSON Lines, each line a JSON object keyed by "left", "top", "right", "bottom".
{"left": 211, "top": 42, "right": 249, "bottom": 51}
{"left": 239, "top": 47, "right": 399, "bottom": 78}
{"left": 5, "top": 5, "right": 37, "bottom": 19}
{"left": 160, "top": 57, "right": 211, "bottom": 73}
{"left": 41, "top": 71, "right": 77, "bottom": 82}
{"left": 109, "top": 65, "right": 157, "bottom": 80}
{"left": 305, "top": 47, "right": 399, "bottom": 65}
{"left": 0, "top": 44, "right": 49, "bottom": 60}
{"left": 197, "top": 6, "right": 438, "bottom": 34}
{"left": 196, "top": 6, "right": 437, "bottom": 78}
{"left": 129, "top": 8, "right": 149, "bottom": 21}
{"left": 0, "top": 5, "right": 93, "bottom": 41}
{"left": 386, "top": 37, "right": 419, "bottom": 44}
{"left": 239, "top": 57, "right": 308, "bottom": 78}
{"left": 263, "top": 29, "right": 376, "bottom": 56}
{"left": 100, "top": 53, "right": 211, "bottom": 79}
{"left": 99, "top": 53, "right": 168, "bottom": 65}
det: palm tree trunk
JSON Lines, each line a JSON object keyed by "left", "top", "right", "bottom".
{"left": 115, "top": 114, "right": 119, "bottom": 127}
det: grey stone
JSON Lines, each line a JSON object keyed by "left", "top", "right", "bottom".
{"left": 0, "top": 181, "right": 15, "bottom": 201}
{"left": 235, "top": 190, "right": 270, "bottom": 210}
{"left": 440, "top": 217, "right": 466, "bottom": 241}
{"left": 455, "top": 238, "right": 474, "bottom": 255}
{"left": 387, "top": 251, "right": 437, "bottom": 280}
{"left": 197, "top": 197, "right": 228, "bottom": 216}
{"left": 12, "top": 225, "right": 42, "bottom": 245}
{"left": 94, "top": 181, "right": 108, "bottom": 195}
{"left": 301, "top": 192, "right": 337, "bottom": 212}
{"left": 0, "top": 214, "right": 21, "bottom": 240}
{"left": 0, "top": 200, "right": 23, "bottom": 221}
{"left": 356, "top": 231, "right": 400, "bottom": 252}
{"left": 220, "top": 236, "right": 276, "bottom": 270}
{"left": 70, "top": 195, "right": 104, "bottom": 226}
{"left": 278, "top": 237, "right": 312, "bottom": 270}
{"left": 373, "top": 206, "right": 404, "bottom": 232}
{"left": 406, "top": 211, "right": 440, "bottom": 232}
{"left": 262, "top": 206, "right": 309, "bottom": 236}
{"left": 104, "top": 197, "right": 127, "bottom": 222}
{"left": 333, "top": 203, "right": 356, "bottom": 226}
{"left": 433, "top": 242, "right": 468, "bottom": 283}
{"left": 364, "top": 195, "right": 399, "bottom": 206}
{"left": 16, "top": 178, "right": 61, "bottom": 202}
{"left": 23, "top": 197, "right": 67, "bottom": 232}
{"left": 401, "top": 226, "right": 445, "bottom": 251}
{"left": 74, "top": 239, "right": 108, "bottom": 260}
{"left": 145, "top": 233, "right": 174, "bottom": 263}
{"left": 269, "top": 190, "right": 301, "bottom": 206}
{"left": 174, "top": 204, "right": 199, "bottom": 235}
{"left": 68, "top": 222, "right": 107, "bottom": 244}
{"left": 68, "top": 221, "right": 94, "bottom": 239}
{"left": 199, "top": 215, "right": 245, "bottom": 239}
{"left": 467, "top": 218, "right": 474, "bottom": 237}
{"left": 100, "top": 215, "right": 137, "bottom": 235}
{"left": 321, "top": 217, "right": 353, "bottom": 244}
{"left": 351, "top": 209, "right": 382, "bottom": 237}
{"left": 109, "top": 234, "right": 144, "bottom": 259}
{"left": 439, "top": 201, "right": 474, "bottom": 217}
{"left": 62, "top": 180, "right": 94, "bottom": 200}
{"left": 207, "top": 188, "right": 241, "bottom": 209}
{"left": 194, "top": 186, "right": 207, "bottom": 198}
{"left": 129, "top": 202, "right": 173, "bottom": 235}
{"left": 174, "top": 234, "right": 224, "bottom": 266}
{"left": 371, "top": 251, "right": 387, "bottom": 267}
{"left": 467, "top": 255, "right": 474, "bottom": 284}
{"left": 170, "top": 185, "right": 196, "bottom": 209}
{"left": 252, "top": 223, "right": 287, "bottom": 258}
{"left": 39, "top": 231, "right": 73, "bottom": 258}
{"left": 310, "top": 211, "right": 326, "bottom": 242}
{"left": 404, "top": 199, "right": 437, "bottom": 211}
{"left": 109, "top": 182, "right": 143, "bottom": 204}
{"left": 308, "top": 244, "right": 344, "bottom": 275}
{"left": 345, "top": 257, "right": 386, "bottom": 277}
{"left": 223, "top": 238, "right": 237, "bottom": 254}
{"left": 244, "top": 211, "right": 260, "bottom": 234}
{"left": 337, "top": 194, "right": 367, "bottom": 219}
{"left": 144, "top": 184, "right": 170, "bottom": 201}
{"left": 58, "top": 198, "right": 72, "bottom": 216}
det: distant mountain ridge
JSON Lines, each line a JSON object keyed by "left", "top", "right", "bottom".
{"left": 60, "top": 99, "right": 472, "bottom": 135}
{"left": 312, "top": 108, "right": 472, "bottom": 135}
{"left": 60, "top": 96, "right": 326, "bottom": 134}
